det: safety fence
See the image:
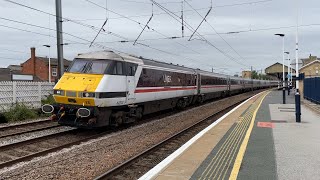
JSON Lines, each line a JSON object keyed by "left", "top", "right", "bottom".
{"left": 0, "top": 81, "right": 55, "bottom": 112}
{"left": 304, "top": 77, "right": 320, "bottom": 104}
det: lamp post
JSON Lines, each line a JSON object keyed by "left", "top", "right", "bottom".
{"left": 43, "top": 45, "right": 51, "bottom": 83}
{"left": 284, "top": 52, "right": 290, "bottom": 95}
{"left": 275, "top": 33, "right": 286, "bottom": 104}
{"left": 295, "top": 0, "right": 301, "bottom": 122}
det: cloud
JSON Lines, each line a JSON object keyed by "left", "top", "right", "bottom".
{"left": 0, "top": 0, "right": 319, "bottom": 75}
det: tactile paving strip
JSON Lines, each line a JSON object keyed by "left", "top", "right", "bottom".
{"left": 190, "top": 92, "right": 267, "bottom": 180}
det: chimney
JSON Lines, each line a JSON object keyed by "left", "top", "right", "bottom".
{"left": 31, "top": 47, "right": 36, "bottom": 75}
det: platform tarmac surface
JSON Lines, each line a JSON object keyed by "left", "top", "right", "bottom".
{"left": 140, "top": 90, "right": 320, "bottom": 180}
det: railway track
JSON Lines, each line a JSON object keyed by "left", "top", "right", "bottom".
{"left": 0, "top": 119, "right": 59, "bottom": 139}
{"left": 95, "top": 100, "right": 242, "bottom": 180}
{"left": 0, "top": 90, "right": 263, "bottom": 174}
{"left": 0, "top": 128, "right": 109, "bottom": 169}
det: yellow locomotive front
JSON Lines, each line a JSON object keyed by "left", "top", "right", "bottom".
{"left": 42, "top": 56, "right": 115, "bottom": 128}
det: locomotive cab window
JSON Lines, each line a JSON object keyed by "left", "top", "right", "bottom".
{"left": 68, "top": 58, "right": 112, "bottom": 74}
{"left": 112, "top": 61, "right": 124, "bottom": 75}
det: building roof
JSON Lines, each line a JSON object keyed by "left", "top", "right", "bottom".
{"left": 0, "top": 68, "right": 43, "bottom": 81}
{"left": 300, "top": 55, "right": 320, "bottom": 65}
{"left": 300, "top": 60, "right": 320, "bottom": 71}
{"left": 265, "top": 62, "right": 296, "bottom": 71}
{"left": 7, "top": 65, "right": 22, "bottom": 71}
{"left": 0, "top": 68, "right": 12, "bottom": 81}
{"left": 36, "top": 57, "right": 72, "bottom": 67}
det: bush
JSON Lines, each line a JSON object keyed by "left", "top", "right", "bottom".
{"left": 0, "top": 113, "right": 7, "bottom": 123}
{"left": 4, "top": 103, "right": 37, "bottom": 122}
{"left": 41, "top": 94, "right": 55, "bottom": 105}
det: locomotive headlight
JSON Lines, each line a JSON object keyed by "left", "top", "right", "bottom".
{"left": 82, "top": 92, "right": 95, "bottom": 98}
{"left": 54, "top": 90, "right": 64, "bottom": 96}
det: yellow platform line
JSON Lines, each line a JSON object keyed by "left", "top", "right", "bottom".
{"left": 210, "top": 104, "right": 259, "bottom": 180}
{"left": 209, "top": 117, "right": 250, "bottom": 180}
{"left": 199, "top": 113, "right": 249, "bottom": 179}
{"left": 229, "top": 91, "right": 270, "bottom": 180}
{"left": 216, "top": 115, "right": 255, "bottom": 180}
{"left": 200, "top": 104, "right": 256, "bottom": 179}
{"left": 199, "top": 94, "right": 262, "bottom": 180}
{"left": 200, "top": 114, "right": 248, "bottom": 178}
{"left": 221, "top": 105, "right": 259, "bottom": 179}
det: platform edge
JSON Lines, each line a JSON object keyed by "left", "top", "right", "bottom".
{"left": 138, "top": 91, "right": 266, "bottom": 180}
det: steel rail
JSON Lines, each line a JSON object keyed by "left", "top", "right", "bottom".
{"left": 94, "top": 96, "right": 248, "bottom": 180}
{"left": 0, "top": 129, "right": 110, "bottom": 169}
{"left": 0, "top": 123, "right": 60, "bottom": 139}
{"left": 0, "top": 119, "right": 58, "bottom": 138}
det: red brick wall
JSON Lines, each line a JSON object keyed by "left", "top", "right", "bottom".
{"left": 21, "top": 47, "right": 37, "bottom": 78}
{"left": 35, "top": 60, "right": 49, "bottom": 81}
{"left": 21, "top": 58, "right": 48, "bottom": 81}
{"left": 21, "top": 58, "right": 34, "bottom": 75}
{"left": 21, "top": 48, "right": 69, "bottom": 81}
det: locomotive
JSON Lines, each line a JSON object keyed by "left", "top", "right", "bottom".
{"left": 42, "top": 51, "right": 277, "bottom": 128}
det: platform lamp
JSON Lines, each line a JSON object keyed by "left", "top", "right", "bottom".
{"left": 275, "top": 33, "right": 286, "bottom": 104}
{"left": 284, "top": 51, "right": 290, "bottom": 95}
{"left": 295, "top": 0, "right": 301, "bottom": 122}
{"left": 43, "top": 45, "right": 51, "bottom": 83}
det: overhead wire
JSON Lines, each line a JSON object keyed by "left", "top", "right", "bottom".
{"left": 184, "top": 1, "right": 248, "bottom": 65}
{"left": 2, "top": 0, "right": 277, "bottom": 70}
{"left": 83, "top": 0, "right": 202, "bottom": 55}
{"left": 3, "top": 0, "right": 203, "bottom": 57}
{"left": 0, "top": 2, "right": 219, "bottom": 70}
{"left": 69, "top": 0, "right": 272, "bottom": 21}
{"left": 0, "top": 17, "right": 93, "bottom": 45}
{"left": 0, "top": 56, "right": 23, "bottom": 61}
{"left": 89, "top": 19, "right": 108, "bottom": 47}
{"left": 0, "top": 48, "right": 31, "bottom": 55}
{"left": 151, "top": 0, "right": 248, "bottom": 68}
{"left": 133, "top": 3, "right": 154, "bottom": 45}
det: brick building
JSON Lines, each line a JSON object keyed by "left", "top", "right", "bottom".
{"left": 298, "top": 60, "right": 320, "bottom": 98}
{"left": 265, "top": 62, "right": 296, "bottom": 80}
{"left": 21, "top": 47, "right": 71, "bottom": 82}
{"left": 300, "top": 54, "right": 320, "bottom": 66}
{"left": 241, "top": 71, "right": 252, "bottom": 79}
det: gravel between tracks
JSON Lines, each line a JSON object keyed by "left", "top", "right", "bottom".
{"left": 0, "top": 118, "right": 49, "bottom": 128}
{"left": 0, "top": 126, "right": 75, "bottom": 147}
{"left": 0, "top": 92, "right": 258, "bottom": 180}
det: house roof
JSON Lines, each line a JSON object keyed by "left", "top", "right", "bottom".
{"left": 21, "top": 57, "right": 72, "bottom": 67}
{"left": 265, "top": 62, "right": 281, "bottom": 70}
{"left": 0, "top": 68, "right": 43, "bottom": 81}
{"left": 36, "top": 57, "right": 72, "bottom": 66}
{"left": 7, "top": 65, "right": 22, "bottom": 72}
{"left": 300, "top": 60, "right": 320, "bottom": 71}
{"left": 0, "top": 68, "right": 12, "bottom": 81}
{"left": 265, "top": 62, "right": 296, "bottom": 71}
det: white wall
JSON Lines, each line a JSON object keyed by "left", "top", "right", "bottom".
{"left": 0, "top": 81, "right": 54, "bottom": 112}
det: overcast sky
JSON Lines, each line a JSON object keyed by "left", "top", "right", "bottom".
{"left": 0, "top": 0, "right": 319, "bottom": 75}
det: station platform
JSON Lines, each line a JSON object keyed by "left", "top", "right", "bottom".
{"left": 139, "top": 89, "right": 320, "bottom": 180}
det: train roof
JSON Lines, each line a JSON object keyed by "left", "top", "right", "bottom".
{"left": 76, "top": 51, "right": 144, "bottom": 64}
{"left": 139, "top": 57, "right": 196, "bottom": 73}
{"left": 196, "top": 69, "right": 229, "bottom": 78}
{"left": 75, "top": 51, "right": 274, "bottom": 82}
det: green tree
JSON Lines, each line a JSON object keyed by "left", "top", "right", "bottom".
{"left": 252, "top": 70, "right": 259, "bottom": 79}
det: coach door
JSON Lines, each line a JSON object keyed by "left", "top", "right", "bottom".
{"left": 197, "top": 74, "right": 201, "bottom": 94}
{"left": 126, "top": 63, "right": 137, "bottom": 104}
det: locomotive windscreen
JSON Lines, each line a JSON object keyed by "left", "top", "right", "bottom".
{"left": 68, "top": 59, "right": 112, "bottom": 74}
